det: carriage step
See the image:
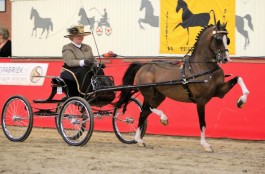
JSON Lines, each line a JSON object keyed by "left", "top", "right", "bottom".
{"left": 33, "top": 99, "right": 63, "bottom": 103}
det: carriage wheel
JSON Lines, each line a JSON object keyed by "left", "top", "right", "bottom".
{"left": 112, "top": 97, "right": 147, "bottom": 144}
{"left": 105, "top": 27, "right": 112, "bottom": 36}
{"left": 96, "top": 27, "right": 103, "bottom": 36}
{"left": 1, "top": 95, "right": 33, "bottom": 142}
{"left": 58, "top": 97, "right": 94, "bottom": 146}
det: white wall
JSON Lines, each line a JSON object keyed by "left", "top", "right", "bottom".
{"left": 236, "top": 0, "right": 264, "bottom": 57}
{"left": 11, "top": 0, "right": 265, "bottom": 57}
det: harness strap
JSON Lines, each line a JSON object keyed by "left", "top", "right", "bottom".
{"left": 180, "top": 63, "right": 196, "bottom": 103}
{"left": 180, "top": 64, "right": 220, "bottom": 103}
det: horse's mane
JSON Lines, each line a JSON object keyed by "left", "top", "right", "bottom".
{"left": 189, "top": 24, "right": 213, "bottom": 57}
{"left": 189, "top": 22, "right": 227, "bottom": 57}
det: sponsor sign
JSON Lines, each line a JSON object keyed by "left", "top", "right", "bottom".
{"left": 0, "top": 63, "right": 48, "bottom": 86}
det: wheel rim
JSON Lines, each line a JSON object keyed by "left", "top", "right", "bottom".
{"left": 2, "top": 97, "right": 32, "bottom": 141}
{"left": 113, "top": 98, "right": 146, "bottom": 144}
{"left": 59, "top": 97, "right": 93, "bottom": 146}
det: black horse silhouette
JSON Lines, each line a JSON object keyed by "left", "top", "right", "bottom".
{"left": 30, "top": 7, "right": 53, "bottom": 39}
{"left": 138, "top": 0, "right": 159, "bottom": 29}
{"left": 78, "top": 8, "right": 96, "bottom": 30}
{"left": 173, "top": 0, "right": 215, "bottom": 45}
{"left": 236, "top": 14, "right": 254, "bottom": 50}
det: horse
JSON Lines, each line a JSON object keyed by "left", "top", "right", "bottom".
{"left": 30, "top": 7, "right": 53, "bottom": 39}
{"left": 236, "top": 14, "right": 254, "bottom": 50}
{"left": 138, "top": 0, "right": 159, "bottom": 29}
{"left": 115, "top": 21, "right": 249, "bottom": 152}
{"left": 78, "top": 8, "right": 96, "bottom": 31}
{"left": 174, "top": 0, "right": 215, "bottom": 45}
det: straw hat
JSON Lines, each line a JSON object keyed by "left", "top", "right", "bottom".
{"left": 64, "top": 25, "right": 91, "bottom": 38}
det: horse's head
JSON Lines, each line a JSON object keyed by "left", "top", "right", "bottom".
{"left": 78, "top": 8, "right": 85, "bottom": 16}
{"left": 210, "top": 21, "right": 231, "bottom": 63}
{"left": 30, "top": 7, "right": 38, "bottom": 20}
{"left": 176, "top": 0, "right": 186, "bottom": 13}
{"left": 30, "top": 7, "right": 34, "bottom": 20}
{"left": 140, "top": 0, "right": 149, "bottom": 11}
{"left": 191, "top": 21, "right": 231, "bottom": 64}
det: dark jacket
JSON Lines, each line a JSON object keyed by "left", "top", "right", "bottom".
{"left": 0, "top": 40, "right": 12, "bottom": 57}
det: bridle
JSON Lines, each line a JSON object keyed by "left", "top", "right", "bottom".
{"left": 209, "top": 30, "right": 230, "bottom": 63}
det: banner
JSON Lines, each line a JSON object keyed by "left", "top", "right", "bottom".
{"left": 0, "top": 63, "right": 48, "bottom": 86}
{"left": 160, "top": 0, "right": 235, "bottom": 55}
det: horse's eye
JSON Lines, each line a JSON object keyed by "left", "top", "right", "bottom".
{"left": 215, "top": 38, "right": 223, "bottom": 45}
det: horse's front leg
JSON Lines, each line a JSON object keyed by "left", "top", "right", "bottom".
{"left": 217, "top": 76, "right": 249, "bottom": 108}
{"left": 197, "top": 103, "right": 213, "bottom": 152}
{"left": 236, "top": 77, "right": 249, "bottom": 108}
{"left": 186, "top": 27, "right": 190, "bottom": 45}
{"left": 138, "top": 18, "right": 145, "bottom": 29}
{"left": 32, "top": 28, "right": 36, "bottom": 37}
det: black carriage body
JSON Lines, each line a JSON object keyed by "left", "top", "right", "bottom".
{"left": 88, "top": 75, "right": 116, "bottom": 107}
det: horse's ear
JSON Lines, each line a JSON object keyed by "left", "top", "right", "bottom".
{"left": 223, "top": 22, "right": 227, "bottom": 28}
{"left": 216, "top": 20, "right": 221, "bottom": 28}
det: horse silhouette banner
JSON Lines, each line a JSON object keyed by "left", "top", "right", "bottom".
{"left": 160, "top": 0, "right": 235, "bottom": 55}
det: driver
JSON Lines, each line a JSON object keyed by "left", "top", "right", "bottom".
{"left": 60, "top": 25, "right": 105, "bottom": 96}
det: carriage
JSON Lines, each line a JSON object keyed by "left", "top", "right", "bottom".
{"left": 0, "top": 68, "right": 147, "bottom": 146}
{"left": 1, "top": 21, "right": 249, "bottom": 151}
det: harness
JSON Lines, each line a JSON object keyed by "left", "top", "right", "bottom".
{"left": 180, "top": 56, "right": 220, "bottom": 103}
{"left": 209, "top": 30, "right": 230, "bottom": 63}
{"left": 178, "top": 27, "right": 229, "bottom": 103}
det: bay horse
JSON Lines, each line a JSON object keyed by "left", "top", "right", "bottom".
{"left": 115, "top": 21, "right": 249, "bottom": 152}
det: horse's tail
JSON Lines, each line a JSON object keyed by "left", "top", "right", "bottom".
{"left": 244, "top": 14, "right": 254, "bottom": 31}
{"left": 115, "top": 62, "right": 143, "bottom": 108}
{"left": 209, "top": 10, "right": 216, "bottom": 25}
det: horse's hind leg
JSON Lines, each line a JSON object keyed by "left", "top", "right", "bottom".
{"left": 135, "top": 89, "right": 166, "bottom": 146}
{"left": 149, "top": 92, "right": 167, "bottom": 126}
{"left": 40, "top": 28, "right": 45, "bottom": 39}
{"left": 135, "top": 102, "right": 152, "bottom": 146}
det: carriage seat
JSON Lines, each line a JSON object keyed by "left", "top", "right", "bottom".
{"left": 33, "top": 77, "right": 67, "bottom": 103}
{"left": 51, "top": 77, "right": 67, "bottom": 87}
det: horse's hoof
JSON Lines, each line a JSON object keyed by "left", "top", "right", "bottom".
{"left": 160, "top": 119, "right": 168, "bottom": 126}
{"left": 237, "top": 98, "right": 244, "bottom": 108}
{"left": 203, "top": 145, "right": 214, "bottom": 153}
{"left": 138, "top": 142, "right": 146, "bottom": 147}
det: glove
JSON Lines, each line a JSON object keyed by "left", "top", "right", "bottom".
{"left": 84, "top": 60, "right": 94, "bottom": 66}
{"left": 97, "top": 62, "right": 106, "bottom": 69}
